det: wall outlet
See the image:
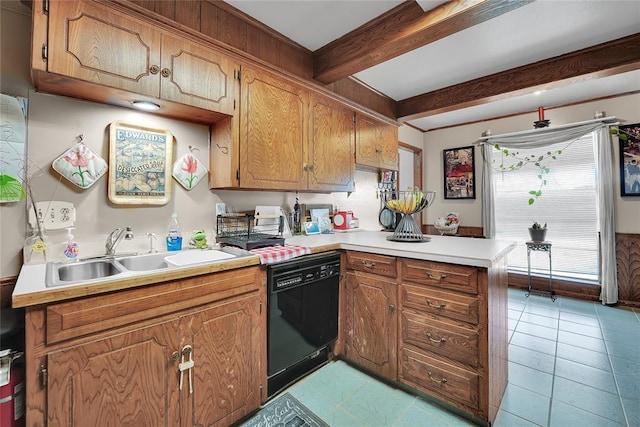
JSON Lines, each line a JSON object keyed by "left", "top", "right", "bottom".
{"left": 28, "top": 201, "right": 76, "bottom": 230}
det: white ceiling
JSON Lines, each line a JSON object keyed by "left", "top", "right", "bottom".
{"left": 226, "top": 0, "right": 640, "bottom": 131}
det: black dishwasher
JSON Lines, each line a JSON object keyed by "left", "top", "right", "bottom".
{"left": 266, "top": 251, "right": 340, "bottom": 398}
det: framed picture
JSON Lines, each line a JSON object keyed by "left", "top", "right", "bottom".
{"left": 619, "top": 123, "right": 640, "bottom": 197}
{"left": 443, "top": 145, "right": 475, "bottom": 199}
{"left": 108, "top": 121, "right": 174, "bottom": 205}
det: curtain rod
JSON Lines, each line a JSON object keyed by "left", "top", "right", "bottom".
{"left": 476, "top": 116, "right": 619, "bottom": 142}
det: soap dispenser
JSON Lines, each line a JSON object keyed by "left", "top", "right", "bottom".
{"left": 63, "top": 227, "right": 79, "bottom": 260}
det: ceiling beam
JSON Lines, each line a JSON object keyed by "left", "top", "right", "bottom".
{"left": 312, "top": 0, "right": 534, "bottom": 84}
{"left": 396, "top": 33, "right": 640, "bottom": 121}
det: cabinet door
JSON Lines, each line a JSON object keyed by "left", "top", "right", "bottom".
{"left": 185, "top": 292, "right": 265, "bottom": 426}
{"left": 239, "top": 66, "right": 308, "bottom": 190}
{"left": 161, "top": 34, "right": 238, "bottom": 115}
{"left": 47, "top": 1, "right": 161, "bottom": 97}
{"left": 308, "top": 94, "right": 355, "bottom": 192}
{"left": 355, "top": 113, "right": 398, "bottom": 171}
{"left": 344, "top": 271, "right": 398, "bottom": 380}
{"left": 377, "top": 122, "right": 399, "bottom": 171}
{"left": 47, "top": 319, "right": 182, "bottom": 426}
{"left": 355, "top": 114, "right": 380, "bottom": 169}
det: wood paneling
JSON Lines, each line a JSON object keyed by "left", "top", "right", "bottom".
{"left": 616, "top": 233, "right": 640, "bottom": 307}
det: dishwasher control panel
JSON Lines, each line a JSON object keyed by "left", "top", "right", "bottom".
{"left": 268, "top": 252, "right": 340, "bottom": 292}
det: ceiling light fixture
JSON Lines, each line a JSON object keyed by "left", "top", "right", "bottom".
{"left": 132, "top": 100, "right": 160, "bottom": 111}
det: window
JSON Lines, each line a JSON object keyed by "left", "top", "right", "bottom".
{"left": 491, "top": 133, "right": 599, "bottom": 282}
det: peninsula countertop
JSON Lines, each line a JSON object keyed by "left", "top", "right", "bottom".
{"left": 13, "top": 230, "right": 516, "bottom": 308}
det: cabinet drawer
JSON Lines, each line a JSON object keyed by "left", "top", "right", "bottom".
{"left": 46, "top": 266, "right": 260, "bottom": 344}
{"left": 400, "top": 284, "right": 478, "bottom": 324}
{"left": 346, "top": 251, "right": 397, "bottom": 278}
{"left": 401, "top": 259, "right": 477, "bottom": 294}
{"left": 401, "top": 310, "right": 478, "bottom": 367}
{"left": 400, "top": 347, "right": 479, "bottom": 410}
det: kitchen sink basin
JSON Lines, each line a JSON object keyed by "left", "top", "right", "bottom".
{"left": 47, "top": 259, "right": 125, "bottom": 287}
{"left": 44, "top": 248, "right": 248, "bottom": 288}
{"left": 116, "top": 253, "right": 170, "bottom": 271}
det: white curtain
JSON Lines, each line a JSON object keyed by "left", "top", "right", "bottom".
{"left": 480, "top": 120, "right": 618, "bottom": 304}
{"left": 595, "top": 127, "right": 618, "bottom": 304}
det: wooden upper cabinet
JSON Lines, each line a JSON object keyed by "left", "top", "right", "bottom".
{"left": 210, "top": 68, "right": 358, "bottom": 192}
{"left": 48, "top": 0, "right": 161, "bottom": 97}
{"left": 308, "top": 94, "right": 355, "bottom": 192}
{"left": 238, "top": 65, "right": 309, "bottom": 190}
{"left": 356, "top": 113, "right": 399, "bottom": 171}
{"left": 42, "top": 0, "right": 238, "bottom": 117}
{"left": 160, "top": 35, "right": 237, "bottom": 115}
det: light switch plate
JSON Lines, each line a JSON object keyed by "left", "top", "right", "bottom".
{"left": 28, "top": 201, "right": 76, "bottom": 230}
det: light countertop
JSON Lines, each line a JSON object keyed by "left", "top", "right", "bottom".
{"left": 13, "top": 230, "right": 515, "bottom": 308}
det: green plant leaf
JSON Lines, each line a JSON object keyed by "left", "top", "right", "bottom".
{"left": 528, "top": 198, "right": 535, "bottom": 205}
{"left": 529, "top": 190, "right": 538, "bottom": 195}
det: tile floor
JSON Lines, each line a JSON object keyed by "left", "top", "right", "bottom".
{"left": 281, "top": 288, "right": 640, "bottom": 426}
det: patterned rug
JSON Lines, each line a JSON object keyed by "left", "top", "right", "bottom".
{"left": 238, "top": 392, "right": 328, "bottom": 427}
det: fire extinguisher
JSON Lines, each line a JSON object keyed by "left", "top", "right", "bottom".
{"left": 0, "top": 350, "right": 25, "bottom": 427}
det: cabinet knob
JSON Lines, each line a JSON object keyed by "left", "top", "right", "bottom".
{"left": 171, "top": 351, "right": 180, "bottom": 361}
{"left": 426, "top": 299, "right": 446, "bottom": 309}
{"left": 427, "top": 371, "right": 448, "bottom": 385}
{"left": 361, "top": 260, "right": 376, "bottom": 269}
{"left": 426, "top": 272, "right": 447, "bottom": 281}
{"left": 150, "top": 65, "right": 160, "bottom": 75}
{"left": 388, "top": 304, "right": 395, "bottom": 313}
{"left": 161, "top": 68, "right": 172, "bottom": 78}
{"left": 426, "top": 333, "right": 446, "bottom": 344}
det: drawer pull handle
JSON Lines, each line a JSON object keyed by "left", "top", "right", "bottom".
{"left": 361, "top": 261, "right": 376, "bottom": 269}
{"left": 426, "top": 333, "right": 446, "bottom": 344}
{"left": 427, "top": 273, "right": 447, "bottom": 281}
{"left": 427, "top": 371, "right": 447, "bottom": 385}
{"left": 426, "top": 299, "right": 446, "bottom": 309}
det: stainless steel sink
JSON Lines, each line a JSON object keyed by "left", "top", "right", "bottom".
{"left": 46, "top": 259, "right": 125, "bottom": 287}
{"left": 116, "top": 253, "right": 169, "bottom": 271}
{"left": 44, "top": 248, "right": 249, "bottom": 288}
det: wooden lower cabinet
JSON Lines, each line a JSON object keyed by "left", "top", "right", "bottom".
{"left": 343, "top": 270, "right": 398, "bottom": 380}
{"left": 25, "top": 266, "right": 266, "bottom": 426}
{"left": 339, "top": 251, "right": 508, "bottom": 425}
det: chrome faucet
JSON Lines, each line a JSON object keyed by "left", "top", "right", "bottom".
{"left": 105, "top": 226, "right": 134, "bottom": 256}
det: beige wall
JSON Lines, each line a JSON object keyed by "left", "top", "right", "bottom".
{"left": 1, "top": 88, "right": 384, "bottom": 277}
{"left": 423, "top": 93, "right": 640, "bottom": 234}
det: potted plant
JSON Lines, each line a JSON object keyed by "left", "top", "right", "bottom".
{"left": 529, "top": 221, "right": 547, "bottom": 242}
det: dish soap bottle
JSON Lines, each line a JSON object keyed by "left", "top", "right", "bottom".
{"left": 166, "top": 213, "right": 183, "bottom": 251}
{"left": 63, "top": 227, "right": 79, "bottom": 260}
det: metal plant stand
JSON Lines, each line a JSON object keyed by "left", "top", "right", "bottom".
{"left": 526, "top": 241, "right": 555, "bottom": 301}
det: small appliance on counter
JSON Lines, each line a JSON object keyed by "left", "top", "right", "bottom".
{"left": 332, "top": 211, "right": 359, "bottom": 230}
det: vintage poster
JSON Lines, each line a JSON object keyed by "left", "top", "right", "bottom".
{"left": 108, "top": 121, "right": 173, "bottom": 205}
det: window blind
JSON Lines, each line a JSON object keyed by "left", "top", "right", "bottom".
{"left": 491, "top": 133, "right": 599, "bottom": 281}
